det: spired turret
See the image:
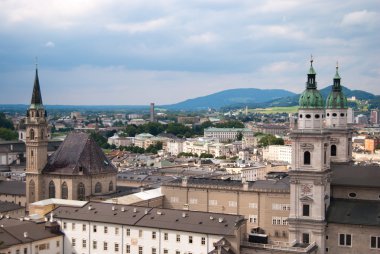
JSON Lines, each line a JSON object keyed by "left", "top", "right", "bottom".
{"left": 325, "top": 63, "right": 348, "bottom": 128}
{"left": 298, "top": 58, "right": 325, "bottom": 130}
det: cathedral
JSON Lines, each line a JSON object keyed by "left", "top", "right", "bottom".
{"left": 25, "top": 68, "right": 117, "bottom": 204}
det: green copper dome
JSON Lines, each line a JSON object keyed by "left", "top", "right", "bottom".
{"left": 326, "top": 64, "right": 347, "bottom": 109}
{"left": 299, "top": 89, "right": 324, "bottom": 108}
{"left": 299, "top": 58, "right": 324, "bottom": 109}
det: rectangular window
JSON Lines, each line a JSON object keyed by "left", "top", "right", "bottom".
{"left": 176, "top": 251, "right": 180, "bottom": 254}
{"left": 189, "top": 236, "right": 193, "bottom": 244}
{"left": 303, "top": 204, "right": 310, "bottom": 216}
{"left": 115, "top": 227, "right": 119, "bottom": 235}
{"left": 249, "top": 215, "right": 257, "bottom": 224}
{"left": 209, "top": 200, "right": 218, "bottom": 206}
{"left": 72, "top": 238, "right": 76, "bottom": 247}
{"left": 176, "top": 234, "right": 181, "bottom": 242}
{"left": 282, "top": 217, "right": 288, "bottom": 225}
{"left": 63, "top": 222, "right": 67, "bottom": 229}
{"left": 228, "top": 201, "right": 237, "bottom": 207}
{"left": 189, "top": 198, "right": 198, "bottom": 204}
{"left": 56, "top": 241, "right": 60, "bottom": 247}
{"left": 82, "top": 239, "right": 86, "bottom": 248}
{"left": 152, "top": 248, "right": 157, "bottom": 254}
{"left": 248, "top": 203, "right": 257, "bottom": 209}
{"left": 201, "top": 237, "right": 206, "bottom": 245}
{"left": 103, "top": 242, "right": 108, "bottom": 251}
{"left": 139, "top": 246, "right": 143, "bottom": 254}
{"left": 93, "top": 241, "right": 97, "bottom": 249}
{"left": 139, "top": 229, "right": 143, "bottom": 237}
{"left": 93, "top": 225, "right": 97, "bottom": 233}
{"left": 72, "top": 223, "right": 76, "bottom": 230}
{"left": 170, "top": 196, "right": 179, "bottom": 203}
{"left": 152, "top": 231, "right": 156, "bottom": 239}
{"left": 126, "top": 228, "right": 130, "bottom": 236}
{"left": 24, "top": 248, "right": 27, "bottom": 254}
{"left": 370, "top": 236, "right": 380, "bottom": 249}
{"left": 126, "top": 245, "right": 130, "bottom": 253}
{"left": 302, "top": 233, "right": 310, "bottom": 244}
{"left": 164, "top": 249, "right": 168, "bottom": 254}
{"left": 104, "top": 226, "right": 108, "bottom": 234}
{"left": 339, "top": 234, "right": 352, "bottom": 247}
{"left": 82, "top": 224, "right": 86, "bottom": 231}
{"left": 115, "top": 243, "right": 119, "bottom": 252}
{"left": 164, "top": 232, "right": 168, "bottom": 240}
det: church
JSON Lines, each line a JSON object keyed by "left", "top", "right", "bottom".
{"left": 25, "top": 68, "right": 117, "bottom": 204}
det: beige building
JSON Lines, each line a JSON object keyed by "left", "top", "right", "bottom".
{"left": 162, "top": 177, "right": 291, "bottom": 241}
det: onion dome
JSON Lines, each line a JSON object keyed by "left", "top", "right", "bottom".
{"left": 326, "top": 63, "right": 348, "bottom": 109}
{"left": 299, "top": 57, "right": 324, "bottom": 109}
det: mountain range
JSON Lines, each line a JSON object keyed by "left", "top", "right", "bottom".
{"left": 165, "top": 86, "right": 377, "bottom": 110}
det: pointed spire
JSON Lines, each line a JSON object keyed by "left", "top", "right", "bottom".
{"left": 333, "top": 61, "right": 342, "bottom": 92}
{"left": 31, "top": 63, "right": 43, "bottom": 105}
{"left": 306, "top": 55, "right": 317, "bottom": 89}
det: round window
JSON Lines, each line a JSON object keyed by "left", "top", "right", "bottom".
{"left": 299, "top": 114, "right": 303, "bottom": 118}
{"left": 306, "top": 114, "right": 311, "bottom": 119}
{"left": 327, "top": 113, "right": 330, "bottom": 117}
{"left": 332, "top": 113, "right": 337, "bottom": 117}
{"left": 348, "top": 192, "right": 357, "bottom": 198}
{"left": 340, "top": 113, "right": 345, "bottom": 117}
{"left": 315, "top": 114, "right": 320, "bottom": 119}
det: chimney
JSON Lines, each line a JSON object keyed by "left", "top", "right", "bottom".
{"left": 242, "top": 176, "right": 248, "bottom": 191}
{"left": 181, "top": 176, "right": 188, "bottom": 187}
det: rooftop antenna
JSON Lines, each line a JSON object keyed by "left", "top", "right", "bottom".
{"left": 310, "top": 54, "right": 313, "bottom": 66}
{"left": 35, "top": 56, "right": 38, "bottom": 69}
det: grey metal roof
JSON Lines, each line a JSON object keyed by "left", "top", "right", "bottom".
{"left": 0, "top": 181, "right": 25, "bottom": 196}
{"left": 0, "top": 201, "right": 24, "bottom": 213}
{"left": 327, "top": 198, "right": 380, "bottom": 227}
{"left": 52, "top": 202, "right": 245, "bottom": 236}
{"left": 0, "top": 218, "right": 62, "bottom": 250}
{"left": 331, "top": 163, "right": 380, "bottom": 188}
{"left": 30, "top": 69, "right": 43, "bottom": 105}
{"left": 43, "top": 132, "right": 117, "bottom": 175}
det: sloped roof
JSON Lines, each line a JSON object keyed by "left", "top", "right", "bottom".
{"left": 43, "top": 132, "right": 117, "bottom": 175}
{"left": 0, "top": 181, "right": 26, "bottom": 196}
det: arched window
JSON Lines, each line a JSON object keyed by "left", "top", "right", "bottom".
{"left": 95, "top": 182, "right": 102, "bottom": 193}
{"left": 109, "top": 181, "right": 113, "bottom": 192}
{"left": 304, "top": 151, "right": 311, "bottom": 165}
{"left": 78, "top": 182, "right": 85, "bottom": 201}
{"left": 61, "top": 182, "right": 68, "bottom": 199}
{"left": 29, "top": 179, "right": 35, "bottom": 203}
{"left": 30, "top": 129, "right": 35, "bottom": 140}
{"left": 331, "top": 145, "right": 337, "bottom": 156}
{"left": 48, "top": 181, "right": 55, "bottom": 198}
{"left": 41, "top": 129, "right": 44, "bottom": 140}
{"left": 31, "top": 150, "right": 34, "bottom": 157}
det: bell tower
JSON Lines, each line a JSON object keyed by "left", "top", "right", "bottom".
{"left": 288, "top": 58, "right": 331, "bottom": 254}
{"left": 25, "top": 66, "right": 48, "bottom": 204}
{"left": 325, "top": 63, "right": 352, "bottom": 163}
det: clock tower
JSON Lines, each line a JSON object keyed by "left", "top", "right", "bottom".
{"left": 288, "top": 58, "right": 331, "bottom": 254}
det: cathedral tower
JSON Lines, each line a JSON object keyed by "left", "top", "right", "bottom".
{"left": 25, "top": 67, "right": 48, "bottom": 204}
{"left": 325, "top": 64, "right": 352, "bottom": 162}
{"left": 288, "top": 59, "right": 331, "bottom": 254}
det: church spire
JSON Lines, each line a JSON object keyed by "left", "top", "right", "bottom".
{"left": 306, "top": 55, "right": 317, "bottom": 89}
{"left": 333, "top": 61, "right": 342, "bottom": 92}
{"left": 31, "top": 64, "right": 43, "bottom": 106}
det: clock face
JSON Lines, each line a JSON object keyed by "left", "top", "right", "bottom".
{"left": 301, "top": 184, "right": 313, "bottom": 196}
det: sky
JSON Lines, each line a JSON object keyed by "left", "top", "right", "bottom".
{"left": 0, "top": 0, "right": 379, "bottom": 105}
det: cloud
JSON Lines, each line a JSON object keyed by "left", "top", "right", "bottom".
{"left": 105, "top": 17, "right": 172, "bottom": 33}
{"left": 186, "top": 32, "right": 218, "bottom": 44}
{"left": 44, "top": 41, "right": 55, "bottom": 48}
{"left": 341, "top": 10, "right": 378, "bottom": 26}
{"left": 247, "top": 24, "right": 305, "bottom": 40}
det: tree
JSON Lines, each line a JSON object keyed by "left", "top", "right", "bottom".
{"left": 0, "top": 128, "right": 18, "bottom": 141}
{"left": 200, "top": 153, "right": 214, "bottom": 158}
{"left": 0, "top": 112, "right": 14, "bottom": 130}
{"left": 215, "top": 120, "right": 244, "bottom": 128}
{"left": 258, "top": 134, "right": 284, "bottom": 147}
{"left": 236, "top": 131, "right": 243, "bottom": 141}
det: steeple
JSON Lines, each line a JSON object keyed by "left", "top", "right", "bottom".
{"left": 299, "top": 56, "right": 324, "bottom": 109}
{"left": 332, "top": 62, "right": 342, "bottom": 92}
{"left": 306, "top": 55, "right": 317, "bottom": 89}
{"left": 31, "top": 66, "right": 43, "bottom": 106}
